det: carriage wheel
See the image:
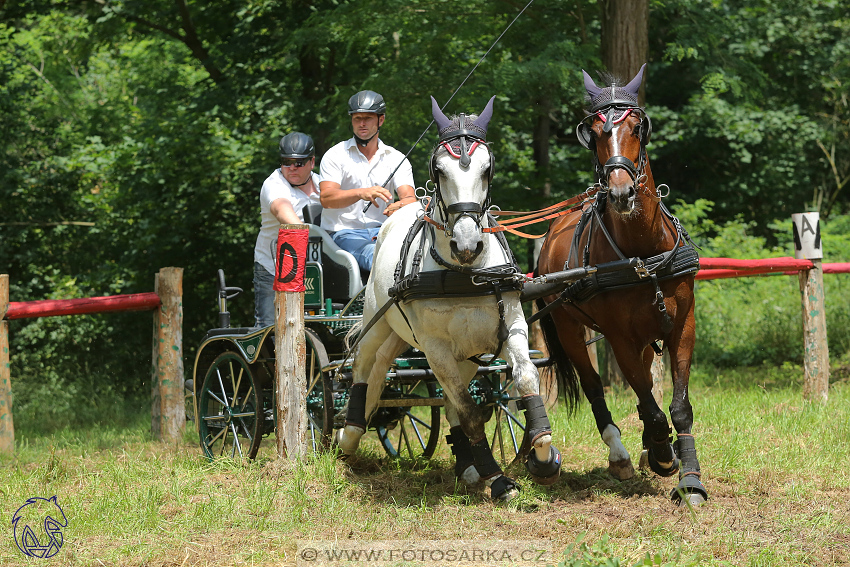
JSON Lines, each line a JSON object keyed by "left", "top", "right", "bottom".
{"left": 478, "top": 372, "right": 528, "bottom": 467}
{"left": 375, "top": 380, "right": 441, "bottom": 459}
{"left": 304, "top": 328, "right": 333, "bottom": 452}
{"left": 198, "top": 351, "right": 263, "bottom": 461}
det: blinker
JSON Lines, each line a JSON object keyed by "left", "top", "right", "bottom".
{"left": 603, "top": 108, "right": 615, "bottom": 133}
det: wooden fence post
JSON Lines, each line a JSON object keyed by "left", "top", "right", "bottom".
{"left": 793, "top": 212, "right": 829, "bottom": 402}
{"left": 0, "top": 275, "right": 13, "bottom": 454}
{"left": 799, "top": 261, "right": 829, "bottom": 402}
{"left": 275, "top": 224, "right": 309, "bottom": 459}
{"left": 152, "top": 267, "right": 185, "bottom": 442}
{"left": 650, "top": 354, "right": 664, "bottom": 408}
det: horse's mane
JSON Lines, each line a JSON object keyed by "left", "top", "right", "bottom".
{"left": 446, "top": 112, "right": 480, "bottom": 125}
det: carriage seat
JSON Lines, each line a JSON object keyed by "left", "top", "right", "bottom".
{"left": 300, "top": 203, "right": 364, "bottom": 304}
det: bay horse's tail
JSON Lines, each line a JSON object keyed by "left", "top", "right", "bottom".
{"left": 535, "top": 298, "right": 581, "bottom": 414}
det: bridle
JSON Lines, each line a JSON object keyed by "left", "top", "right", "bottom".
{"left": 576, "top": 105, "right": 654, "bottom": 198}
{"left": 425, "top": 113, "right": 495, "bottom": 237}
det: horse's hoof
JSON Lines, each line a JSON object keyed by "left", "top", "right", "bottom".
{"left": 608, "top": 458, "right": 635, "bottom": 480}
{"left": 638, "top": 449, "right": 649, "bottom": 470}
{"left": 676, "top": 492, "right": 706, "bottom": 507}
{"left": 497, "top": 488, "right": 520, "bottom": 502}
{"left": 525, "top": 445, "right": 561, "bottom": 485}
{"left": 458, "top": 464, "right": 481, "bottom": 486}
{"left": 337, "top": 425, "right": 365, "bottom": 456}
{"left": 671, "top": 474, "right": 708, "bottom": 506}
{"left": 648, "top": 444, "right": 680, "bottom": 478}
{"left": 489, "top": 475, "right": 520, "bottom": 501}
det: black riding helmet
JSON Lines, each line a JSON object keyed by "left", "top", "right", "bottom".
{"left": 279, "top": 132, "right": 315, "bottom": 161}
{"left": 348, "top": 90, "right": 386, "bottom": 115}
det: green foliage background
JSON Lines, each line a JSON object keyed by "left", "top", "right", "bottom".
{"left": 1, "top": 0, "right": 848, "bottom": 433}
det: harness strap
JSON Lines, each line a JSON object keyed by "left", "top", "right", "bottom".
{"left": 489, "top": 191, "right": 597, "bottom": 218}
{"left": 526, "top": 292, "right": 568, "bottom": 326}
{"left": 591, "top": 202, "right": 627, "bottom": 260}
{"left": 492, "top": 282, "right": 508, "bottom": 359}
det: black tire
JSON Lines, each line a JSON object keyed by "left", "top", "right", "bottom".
{"left": 304, "top": 328, "right": 333, "bottom": 452}
{"left": 198, "top": 351, "right": 263, "bottom": 460}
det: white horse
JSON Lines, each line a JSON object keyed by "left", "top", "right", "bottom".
{"left": 337, "top": 96, "right": 562, "bottom": 500}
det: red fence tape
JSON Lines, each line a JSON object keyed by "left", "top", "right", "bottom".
{"left": 4, "top": 292, "right": 161, "bottom": 320}
{"left": 697, "top": 258, "right": 850, "bottom": 281}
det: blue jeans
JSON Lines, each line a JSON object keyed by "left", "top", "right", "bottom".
{"left": 332, "top": 228, "right": 381, "bottom": 272}
{"left": 253, "top": 262, "right": 275, "bottom": 328}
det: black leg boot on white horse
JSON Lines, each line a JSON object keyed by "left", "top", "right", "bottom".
{"left": 445, "top": 402, "right": 480, "bottom": 486}
{"left": 520, "top": 394, "right": 561, "bottom": 484}
{"left": 338, "top": 326, "right": 408, "bottom": 456}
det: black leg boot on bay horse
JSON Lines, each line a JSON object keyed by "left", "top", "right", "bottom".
{"left": 521, "top": 394, "right": 562, "bottom": 484}
{"left": 638, "top": 403, "right": 679, "bottom": 478}
{"left": 671, "top": 434, "right": 708, "bottom": 506}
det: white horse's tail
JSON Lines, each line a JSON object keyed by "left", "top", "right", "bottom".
{"left": 344, "top": 319, "right": 363, "bottom": 352}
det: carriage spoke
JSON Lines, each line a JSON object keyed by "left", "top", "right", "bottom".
{"left": 229, "top": 423, "right": 243, "bottom": 458}
{"left": 405, "top": 412, "right": 428, "bottom": 449}
{"left": 239, "top": 386, "right": 254, "bottom": 412}
{"left": 374, "top": 379, "right": 440, "bottom": 459}
{"left": 497, "top": 402, "right": 525, "bottom": 428}
{"left": 203, "top": 413, "right": 228, "bottom": 422}
{"left": 493, "top": 408, "right": 506, "bottom": 460}
{"left": 207, "top": 425, "right": 227, "bottom": 446}
{"left": 215, "top": 369, "right": 232, "bottom": 411}
{"left": 219, "top": 426, "right": 229, "bottom": 457}
{"left": 400, "top": 421, "right": 414, "bottom": 456}
{"left": 206, "top": 390, "right": 227, "bottom": 408}
{"left": 236, "top": 417, "right": 254, "bottom": 443}
{"left": 497, "top": 402, "right": 523, "bottom": 453}
{"left": 232, "top": 366, "right": 243, "bottom": 401}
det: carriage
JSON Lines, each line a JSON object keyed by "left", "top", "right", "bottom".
{"left": 188, "top": 221, "right": 547, "bottom": 465}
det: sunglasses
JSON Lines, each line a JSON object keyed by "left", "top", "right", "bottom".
{"left": 281, "top": 158, "right": 310, "bottom": 168}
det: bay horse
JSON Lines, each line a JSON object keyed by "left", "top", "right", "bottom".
{"left": 338, "top": 96, "right": 562, "bottom": 500}
{"left": 536, "top": 65, "right": 707, "bottom": 505}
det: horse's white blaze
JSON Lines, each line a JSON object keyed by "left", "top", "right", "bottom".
{"left": 601, "top": 424, "right": 630, "bottom": 462}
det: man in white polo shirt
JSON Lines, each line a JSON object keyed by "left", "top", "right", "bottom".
{"left": 319, "top": 90, "right": 416, "bottom": 272}
{"left": 253, "top": 132, "right": 321, "bottom": 327}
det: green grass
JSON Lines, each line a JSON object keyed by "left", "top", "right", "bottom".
{"left": 1, "top": 365, "right": 849, "bottom": 566}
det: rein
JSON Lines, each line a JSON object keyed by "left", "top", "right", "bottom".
{"left": 424, "top": 188, "right": 601, "bottom": 239}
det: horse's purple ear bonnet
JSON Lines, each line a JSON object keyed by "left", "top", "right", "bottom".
{"left": 582, "top": 64, "right": 645, "bottom": 113}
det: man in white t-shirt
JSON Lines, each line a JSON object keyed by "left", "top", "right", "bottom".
{"left": 319, "top": 90, "right": 416, "bottom": 272}
{"left": 253, "top": 132, "right": 321, "bottom": 327}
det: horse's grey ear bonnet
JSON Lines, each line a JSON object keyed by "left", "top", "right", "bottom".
{"left": 576, "top": 64, "right": 652, "bottom": 149}
{"left": 429, "top": 96, "right": 496, "bottom": 186}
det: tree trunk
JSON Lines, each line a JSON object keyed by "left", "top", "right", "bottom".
{"left": 529, "top": 99, "right": 552, "bottom": 359}
{"left": 600, "top": 0, "right": 648, "bottom": 105}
